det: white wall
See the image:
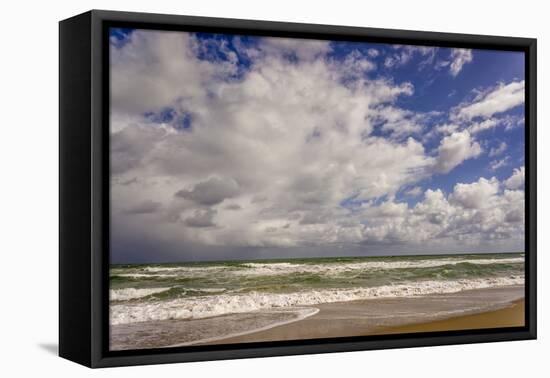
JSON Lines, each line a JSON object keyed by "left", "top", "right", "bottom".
{"left": 0, "top": 0, "right": 546, "bottom": 376}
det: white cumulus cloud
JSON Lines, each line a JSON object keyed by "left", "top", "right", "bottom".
{"left": 505, "top": 166, "right": 525, "bottom": 189}
{"left": 453, "top": 80, "right": 525, "bottom": 121}
{"left": 435, "top": 130, "right": 482, "bottom": 173}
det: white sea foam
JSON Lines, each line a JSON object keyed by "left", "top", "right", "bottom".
{"left": 110, "top": 276, "right": 524, "bottom": 325}
{"left": 112, "top": 265, "right": 231, "bottom": 279}
{"left": 142, "top": 266, "right": 226, "bottom": 274}
{"left": 110, "top": 287, "right": 171, "bottom": 301}
{"left": 115, "top": 273, "right": 180, "bottom": 278}
{"left": 191, "top": 287, "right": 227, "bottom": 293}
{"left": 236, "top": 257, "right": 524, "bottom": 277}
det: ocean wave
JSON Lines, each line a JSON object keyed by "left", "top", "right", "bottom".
{"left": 110, "top": 276, "right": 524, "bottom": 325}
{"left": 110, "top": 286, "right": 228, "bottom": 302}
{"left": 111, "top": 265, "right": 234, "bottom": 279}
{"left": 110, "top": 287, "right": 171, "bottom": 301}
{"left": 142, "top": 266, "right": 227, "bottom": 274}
{"left": 237, "top": 257, "right": 524, "bottom": 276}
{"left": 114, "top": 273, "right": 180, "bottom": 279}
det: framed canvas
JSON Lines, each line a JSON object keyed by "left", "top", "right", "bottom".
{"left": 59, "top": 10, "right": 537, "bottom": 368}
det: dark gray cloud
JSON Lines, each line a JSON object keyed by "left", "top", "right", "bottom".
{"left": 184, "top": 209, "right": 217, "bottom": 228}
{"left": 111, "top": 125, "right": 165, "bottom": 174}
{"left": 123, "top": 200, "right": 162, "bottom": 215}
{"left": 175, "top": 177, "right": 239, "bottom": 205}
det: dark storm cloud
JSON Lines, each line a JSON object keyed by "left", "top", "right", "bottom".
{"left": 175, "top": 177, "right": 239, "bottom": 205}
{"left": 122, "top": 200, "right": 162, "bottom": 215}
{"left": 184, "top": 209, "right": 217, "bottom": 228}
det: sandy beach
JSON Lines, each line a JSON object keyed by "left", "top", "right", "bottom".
{"left": 377, "top": 299, "right": 524, "bottom": 335}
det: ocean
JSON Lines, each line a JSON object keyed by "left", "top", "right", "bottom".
{"left": 110, "top": 253, "right": 524, "bottom": 328}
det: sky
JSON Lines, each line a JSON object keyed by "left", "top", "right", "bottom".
{"left": 109, "top": 28, "right": 525, "bottom": 263}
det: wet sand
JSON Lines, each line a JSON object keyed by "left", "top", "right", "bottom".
{"left": 214, "top": 286, "right": 524, "bottom": 345}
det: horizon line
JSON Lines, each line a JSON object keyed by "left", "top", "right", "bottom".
{"left": 110, "top": 250, "right": 525, "bottom": 266}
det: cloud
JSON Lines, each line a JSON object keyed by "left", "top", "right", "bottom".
{"left": 110, "top": 30, "right": 213, "bottom": 115}
{"left": 357, "top": 174, "right": 524, "bottom": 248}
{"left": 110, "top": 31, "right": 433, "bottom": 252}
{"left": 110, "top": 123, "right": 166, "bottom": 174}
{"left": 435, "top": 59, "right": 450, "bottom": 70}
{"left": 423, "top": 123, "right": 459, "bottom": 142}
{"left": 175, "top": 177, "right": 240, "bottom": 205}
{"left": 468, "top": 118, "right": 499, "bottom": 134}
{"left": 372, "top": 106, "right": 426, "bottom": 139}
{"left": 384, "top": 46, "right": 437, "bottom": 69}
{"left": 450, "top": 177, "right": 499, "bottom": 209}
{"left": 449, "top": 49, "right": 473, "bottom": 76}
{"left": 466, "top": 116, "right": 524, "bottom": 136}
{"left": 185, "top": 209, "right": 217, "bottom": 228}
{"left": 224, "top": 203, "right": 242, "bottom": 210}
{"left": 503, "top": 115, "right": 525, "bottom": 131}
{"left": 415, "top": 48, "right": 472, "bottom": 76}
{"left": 414, "top": 189, "right": 453, "bottom": 226}
{"left": 436, "top": 123, "right": 459, "bottom": 135}
{"left": 335, "top": 49, "right": 376, "bottom": 79}
{"left": 404, "top": 186, "right": 423, "bottom": 197}
{"left": 123, "top": 200, "right": 162, "bottom": 215}
{"left": 260, "top": 37, "right": 332, "bottom": 61}
{"left": 373, "top": 201, "right": 408, "bottom": 217}
{"left": 367, "top": 48, "right": 379, "bottom": 58}
{"left": 505, "top": 166, "right": 525, "bottom": 189}
{"left": 453, "top": 80, "right": 525, "bottom": 121}
{"left": 489, "top": 142, "right": 507, "bottom": 157}
{"left": 435, "top": 130, "right": 482, "bottom": 173}
{"left": 489, "top": 156, "right": 510, "bottom": 171}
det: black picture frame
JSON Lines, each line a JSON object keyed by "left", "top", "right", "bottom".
{"left": 59, "top": 9, "right": 537, "bottom": 368}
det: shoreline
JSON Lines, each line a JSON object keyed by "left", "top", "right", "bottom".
{"left": 166, "top": 307, "right": 319, "bottom": 348}
{"left": 206, "top": 286, "right": 524, "bottom": 345}
{"left": 110, "top": 285, "right": 524, "bottom": 350}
